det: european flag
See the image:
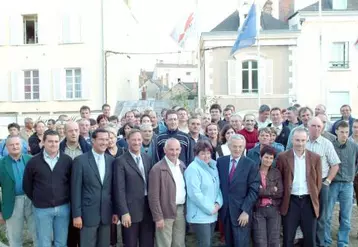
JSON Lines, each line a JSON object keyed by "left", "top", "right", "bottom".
{"left": 230, "top": 3, "right": 257, "bottom": 55}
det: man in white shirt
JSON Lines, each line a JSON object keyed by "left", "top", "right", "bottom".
{"left": 148, "top": 138, "right": 186, "bottom": 247}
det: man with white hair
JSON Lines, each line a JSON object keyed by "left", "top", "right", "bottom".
{"left": 148, "top": 138, "right": 186, "bottom": 247}
{"left": 217, "top": 134, "right": 260, "bottom": 246}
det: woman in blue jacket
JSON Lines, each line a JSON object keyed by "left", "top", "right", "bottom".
{"left": 185, "top": 140, "right": 223, "bottom": 247}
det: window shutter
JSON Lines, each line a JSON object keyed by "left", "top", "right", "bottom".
{"left": 81, "top": 67, "right": 90, "bottom": 100}
{"left": 227, "top": 60, "right": 238, "bottom": 95}
{"left": 40, "top": 69, "right": 51, "bottom": 101}
{"left": 61, "top": 13, "right": 71, "bottom": 43}
{"left": 38, "top": 14, "right": 47, "bottom": 44}
{"left": 264, "top": 59, "right": 274, "bottom": 95}
{"left": 0, "top": 15, "right": 9, "bottom": 45}
{"left": 0, "top": 71, "right": 10, "bottom": 101}
{"left": 11, "top": 71, "right": 24, "bottom": 101}
{"left": 9, "top": 15, "right": 23, "bottom": 45}
{"left": 53, "top": 68, "right": 66, "bottom": 100}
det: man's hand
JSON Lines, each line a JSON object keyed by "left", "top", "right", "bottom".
{"left": 112, "top": 214, "right": 119, "bottom": 224}
{"left": 73, "top": 217, "right": 82, "bottom": 229}
{"left": 212, "top": 203, "right": 220, "bottom": 215}
{"left": 0, "top": 213, "right": 5, "bottom": 224}
{"left": 121, "top": 214, "right": 131, "bottom": 228}
{"left": 156, "top": 219, "right": 165, "bottom": 230}
{"left": 273, "top": 186, "right": 278, "bottom": 192}
{"left": 237, "top": 211, "right": 249, "bottom": 227}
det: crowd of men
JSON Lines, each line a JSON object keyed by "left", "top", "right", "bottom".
{"left": 0, "top": 102, "right": 357, "bottom": 247}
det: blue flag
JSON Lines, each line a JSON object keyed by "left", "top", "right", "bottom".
{"left": 230, "top": 3, "right": 257, "bottom": 55}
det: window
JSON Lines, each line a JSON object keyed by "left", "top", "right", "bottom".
{"left": 186, "top": 71, "right": 191, "bottom": 76}
{"left": 330, "top": 42, "right": 349, "bottom": 69}
{"left": 242, "top": 60, "right": 258, "bottom": 93}
{"left": 23, "top": 15, "right": 38, "bottom": 44}
{"left": 66, "top": 68, "right": 82, "bottom": 99}
{"left": 24, "top": 70, "right": 40, "bottom": 100}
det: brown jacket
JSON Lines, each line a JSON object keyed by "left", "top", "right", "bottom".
{"left": 148, "top": 158, "right": 186, "bottom": 222}
{"left": 255, "top": 167, "right": 283, "bottom": 209}
{"left": 277, "top": 149, "right": 322, "bottom": 218}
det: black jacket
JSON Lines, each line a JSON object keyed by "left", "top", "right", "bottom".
{"left": 23, "top": 150, "right": 72, "bottom": 208}
{"left": 59, "top": 136, "right": 92, "bottom": 153}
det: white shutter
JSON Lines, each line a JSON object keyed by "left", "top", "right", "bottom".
{"left": 0, "top": 71, "right": 10, "bottom": 101}
{"left": 61, "top": 13, "right": 82, "bottom": 43}
{"left": 227, "top": 60, "right": 237, "bottom": 95}
{"left": 0, "top": 15, "right": 9, "bottom": 45}
{"left": 61, "top": 13, "right": 71, "bottom": 43}
{"left": 81, "top": 68, "right": 90, "bottom": 99}
{"left": 53, "top": 68, "right": 66, "bottom": 100}
{"left": 40, "top": 69, "right": 51, "bottom": 101}
{"left": 10, "top": 15, "right": 23, "bottom": 45}
{"left": 264, "top": 59, "right": 273, "bottom": 95}
{"left": 38, "top": 14, "right": 47, "bottom": 44}
{"left": 70, "top": 14, "right": 82, "bottom": 43}
{"left": 11, "top": 71, "right": 24, "bottom": 101}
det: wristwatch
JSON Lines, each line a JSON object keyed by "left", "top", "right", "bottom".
{"left": 325, "top": 178, "right": 331, "bottom": 185}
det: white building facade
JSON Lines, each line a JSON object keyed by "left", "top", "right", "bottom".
{"left": 289, "top": 0, "right": 358, "bottom": 117}
{"left": 0, "top": 0, "right": 139, "bottom": 130}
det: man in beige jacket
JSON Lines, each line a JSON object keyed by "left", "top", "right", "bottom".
{"left": 148, "top": 138, "right": 186, "bottom": 247}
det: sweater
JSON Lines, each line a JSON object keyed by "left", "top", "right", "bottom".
{"left": 238, "top": 128, "right": 258, "bottom": 151}
{"left": 23, "top": 150, "right": 72, "bottom": 208}
{"left": 157, "top": 129, "right": 193, "bottom": 165}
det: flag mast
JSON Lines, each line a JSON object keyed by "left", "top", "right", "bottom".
{"left": 256, "top": 0, "right": 261, "bottom": 107}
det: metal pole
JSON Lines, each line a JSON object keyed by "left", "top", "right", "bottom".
{"left": 318, "top": 0, "right": 324, "bottom": 106}
{"left": 100, "top": 0, "right": 106, "bottom": 104}
{"left": 256, "top": 1, "right": 261, "bottom": 107}
{"left": 196, "top": 0, "right": 201, "bottom": 108}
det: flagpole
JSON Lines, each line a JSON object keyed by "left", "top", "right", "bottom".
{"left": 256, "top": 1, "right": 261, "bottom": 107}
{"left": 318, "top": 0, "right": 324, "bottom": 107}
{"left": 196, "top": 0, "right": 201, "bottom": 109}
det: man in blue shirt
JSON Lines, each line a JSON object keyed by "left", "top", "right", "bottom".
{"left": 0, "top": 123, "right": 28, "bottom": 158}
{"left": 0, "top": 136, "right": 37, "bottom": 246}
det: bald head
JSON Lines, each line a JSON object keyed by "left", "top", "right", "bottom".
{"left": 315, "top": 104, "right": 326, "bottom": 116}
{"left": 164, "top": 138, "right": 181, "bottom": 164}
{"left": 65, "top": 121, "right": 80, "bottom": 143}
{"left": 308, "top": 117, "right": 323, "bottom": 140}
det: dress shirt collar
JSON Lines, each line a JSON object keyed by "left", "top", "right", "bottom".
{"left": 129, "top": 151, "right": 141, "bottom": 162}
{"left": 92, "top": 149, "right": 104, "bottom": 160}
{"left": 43, "top": 150, "right": 60, "bottom": 160}
{"left": 293, "top": 150, "right": 305, "bottom": 160}
{"left": 165, "top": 156, "right": 180, "bottom": 168}
{"left": 230, "top": 155, "right": 240, "bottom": 164}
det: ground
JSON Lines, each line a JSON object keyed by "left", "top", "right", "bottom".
{"left": 0, "top": 205, "right": 357, "bottom": 247}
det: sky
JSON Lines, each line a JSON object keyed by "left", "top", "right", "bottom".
{"left": 126, "top": 0, "right": 241, "bottom": 70}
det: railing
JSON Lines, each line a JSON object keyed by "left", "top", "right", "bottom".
{"left": 242, "top": 89, "right": 258, "bottom": 94}
{"left": 329, "top": 61, "right": 349, "bottom": 69}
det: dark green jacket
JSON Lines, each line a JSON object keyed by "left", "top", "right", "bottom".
{"left": 0, "top": 154, "right": 32, "bottom": 220}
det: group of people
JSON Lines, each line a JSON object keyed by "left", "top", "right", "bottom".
{"left": 0, "top": 102, "right": 357, "bottom": 247}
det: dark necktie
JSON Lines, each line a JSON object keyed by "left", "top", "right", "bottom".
{"left": 229, "top": 159, "right": 236, "bottom": 181}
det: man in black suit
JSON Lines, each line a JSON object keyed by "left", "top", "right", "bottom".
{"left": 113, "top": 129, "right": 154, "bottom": 247}
{"left": 71, "top": 128, "right": 118, "bottom": 247}
{"left": 217, "top": 134, "right": 260, "bottom": 247}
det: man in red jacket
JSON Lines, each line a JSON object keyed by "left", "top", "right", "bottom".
{"left": 239, "top": 114, "right": 258, "bottom": 151}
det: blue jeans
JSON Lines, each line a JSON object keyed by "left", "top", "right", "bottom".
{"left": 325, "top": 182, "right": 353, "bottom": 247}
{"left": 34, "top": 203, "right": 70, "bottom": 247}
{"left": 317, "top": 183, "right": 329, "bottom": 247}
{"left": 191, "top": 222, "right": 216, "bottom": 247}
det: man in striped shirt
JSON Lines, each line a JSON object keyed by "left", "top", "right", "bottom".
{"left": 325, "top": 120, "right": 358, "bottom": 246}
{"left": 306, "top": 117, "right": 340, "bottom": 247}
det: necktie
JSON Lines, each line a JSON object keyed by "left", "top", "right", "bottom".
{"left": 229, "top": 159, "right": 236, "bottom": 182}
{"left": 136, "top": 156, "right": 145, "bottom": 180}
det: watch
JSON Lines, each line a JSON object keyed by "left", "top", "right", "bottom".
{"left": 325, "top": 178, "right": 331, "bottom": 185}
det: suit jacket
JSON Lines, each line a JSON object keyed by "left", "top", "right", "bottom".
{"left": 276, "top": 149, "right": 322, "bottom": 217}
{"left": 217, "top": 155, "right": 260, "bottom": 226}
{"left": 0, "top": 154, "right": 32, "bottom": 220}
{"left": 113, "top": 151, "right": 152, "bottom": 223}
{"left": 71, "top": 151, "right": 115, "bottom": 227}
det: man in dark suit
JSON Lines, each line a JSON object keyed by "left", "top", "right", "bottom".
{"left": 71, "top": 128, "right": 118, "bottom": 247}
{"left": 217, "top": 134, "right": 260, "bottom": 247}
{"left": 277, "top": 128, "right": 322, "bottom": 247}
{"left": 113, "top": 129, "right": 154, "bottom": 247}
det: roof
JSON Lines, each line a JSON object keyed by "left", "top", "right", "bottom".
{"left": 211, "top": 10, "right": 240, "bottom": 32}
{"left": 155, "top": 63, "right": 197, "bottom": 69}
{"left": 210, "top": 10, "right": 288, "bottom": 32}
{"left": 301, "top": 0, "right": 358, "bottom": 11}
{"left": 152, "top": 80, "right": 169, "bottom": 91}
{"left": 145, "top": 71, "right": 153, "bottom": 80}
